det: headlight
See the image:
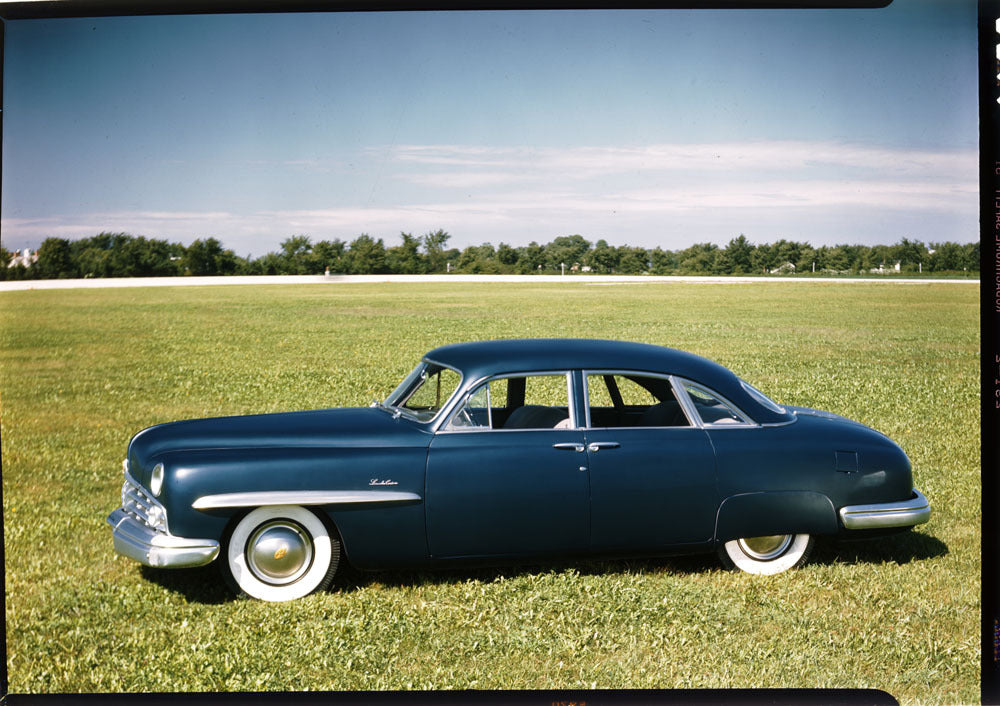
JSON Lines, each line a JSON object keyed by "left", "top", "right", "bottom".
{"left": 150, "top": 463, "right": 165, "bottom": 496}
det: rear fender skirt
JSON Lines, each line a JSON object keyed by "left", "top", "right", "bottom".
{"left": 192, "top": 490, "right": 422, "bottom": 511}
{"left": 715, "top": 491, "right": 838, "bottom": 543}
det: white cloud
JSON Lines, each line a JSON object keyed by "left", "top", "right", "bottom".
{"left": 2, "top": 140, "right": 977, "bottom": 252}
{"left": 388, "top": 141, "right": 976, "bottom": 181}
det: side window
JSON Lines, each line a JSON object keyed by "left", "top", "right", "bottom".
{"left": 585, "top": 373, "right": 690, "bottom": 428}
{"left": 681, "top": 382, "right": 749, "bottom": 425}
{"left": 447, "top": 373, "right": 573, "bottom": 430}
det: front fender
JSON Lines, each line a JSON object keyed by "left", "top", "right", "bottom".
{"left": 154, "top": 446, "right": 428, "bottom": 559}
{"left": 715, "top": 491, "right": 839, "bottom": 543}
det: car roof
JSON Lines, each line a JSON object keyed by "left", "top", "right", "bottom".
{"left": 423, "top": 338, "right": 790, "bottom": 424}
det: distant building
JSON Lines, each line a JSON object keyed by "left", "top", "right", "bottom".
{"left": 8, "top": 248, "right": 37, "bottom": 268}
{"left": 769, "top": 262, "right": 796, "bottom": 274}
{"left": 869, "top": 261, "right": 902, "bottom": 274}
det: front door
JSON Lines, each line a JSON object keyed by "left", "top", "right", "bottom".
{"left": 425, "top": 372, "right": 591, "bottom": 558}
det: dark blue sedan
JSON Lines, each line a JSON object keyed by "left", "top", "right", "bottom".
{"left": 107, "top": 338, "right": 930, "bottom": 601}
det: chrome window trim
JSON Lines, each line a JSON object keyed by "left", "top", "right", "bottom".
{"left": 388, "top": 357, "right": 465, "bottom": 427}
{"left": 435, "top": 370, "right": 577, "bottom": 433}
{"left": 670, "top": 375, "right": 705, "bottom": 429}
{"left": 580, "top": 369, "right": 698, "bottom": 429}
{"left": 192, "top": 490, "right": 423, "bottom": 511}
{"left": 672, "top": 377, "right": 759, "bottom": 428}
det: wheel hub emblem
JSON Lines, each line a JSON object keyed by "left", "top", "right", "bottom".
{"left": 274, "top": 546, "right": 287, "bottom": 560}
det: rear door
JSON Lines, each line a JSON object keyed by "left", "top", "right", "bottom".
{"left": 582, "top": 372, "right": 718, "bottom": 551}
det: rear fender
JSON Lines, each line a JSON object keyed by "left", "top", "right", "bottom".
{"left": 715, "top": 491, "right": 839, "bottom": 543}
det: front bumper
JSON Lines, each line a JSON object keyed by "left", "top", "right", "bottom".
{"left": 107, "top": 508, "right": 220, "bottom": 568}
{"left": 839, "top": 489, "right": 931, "bottom": 530}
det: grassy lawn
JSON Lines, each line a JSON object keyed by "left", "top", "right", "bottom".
{"left": 0, "top": 280, "right": 980, "bottom": 701}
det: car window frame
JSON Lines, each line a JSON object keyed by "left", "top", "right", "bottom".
{"left": 437, "top": 370, "right": 578, "bottom": 433}
{"left": 672, "top": 376, "right": 759, "bottom": 428}
{"left": 387, "top": 358, "right": 466, "bottom": 426}
{"left": 581, "top": 369, "right": 698, "bottom": 429}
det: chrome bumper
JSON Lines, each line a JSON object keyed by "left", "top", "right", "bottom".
{"left": 107, "top": 508, "right": 220, "bottom": 568}
{"left": 839, "top": 489, "right": 931, "bottom": 530}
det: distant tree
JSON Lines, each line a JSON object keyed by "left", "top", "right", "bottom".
{"left": 516, "top": 241, "right": 547, "bottom": 274}
{"left": 723, "top": 235, "right": 753, "bottom": 274}
{"left": 961, "top": 241, "right": 979, "bottom": 272}
{"left": 585, "top": 239, "right": 619, "bottom": 274}
{"left": 677, "top": 243, "right": 718, "bottom": 274}
{"left": 892, "top": 237, "right": 928, "bottom": 271}
{"left": 616, "top": 246, "right": 649, "bottom": 274}
{"left": 345, "top": 234, "right": 387, "bottom": 274}
{"left": 0, "top": 246, "right": 14, "bottom": 281}
{"left": 185, "top": 237, "right": 238, "bottom": 276}
{"left": 312, "top": 239, "right": 347, "bottom": 273}
{"left": 545, "top": 234, "right": 591, "bottom": 271}
{"left": 648, "top": 247, "right": 677, "bottom": 275}
{"left": 421, "top": 229, "right": 451, "bottom": 273}
{"left": 278, "top": 235, "right": 314, "bottom": 274}
{"left": 797, "top": 245, "right": 819, "bottom": 273}
{"left": 35, "top": 238, "right": 76, "bottom": 279}
{"left": 386, "top": 232, "right": 424, "bottom": 274}
{"left": 771, "top": 239, "right": 803, "bottom": 270}
{"left": 456, "top": 243, "right": 500, "bottom": 273}
{"left": 496, "top": 242, "right": 519, "bottom": 270}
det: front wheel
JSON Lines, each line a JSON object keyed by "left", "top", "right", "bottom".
{"left": 718, "top": 533, "right": 814, "bottom": 575}
{"left": 223, "top": 505, "right": 340, "bottom": 601}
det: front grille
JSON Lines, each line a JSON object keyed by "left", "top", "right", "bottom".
{"left": 121, "top": 472, "right": 168, "bottom": 533}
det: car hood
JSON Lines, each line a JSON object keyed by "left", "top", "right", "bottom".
{"left": 128, "top": 407, "right": 429, "bottom": 466}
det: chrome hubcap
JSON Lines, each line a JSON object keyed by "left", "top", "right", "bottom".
{"left": 246, "top": 520, "right": 313, "bottom": 585}
{"left": 738, "top": 534, "right": 793, "bottom": 561}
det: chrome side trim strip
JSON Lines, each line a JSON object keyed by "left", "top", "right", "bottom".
{"left": 839, "top": 489, "right": 931, "bottom": 530}
{"left": 192, "top": 490, "right": 423, "bottom": 511}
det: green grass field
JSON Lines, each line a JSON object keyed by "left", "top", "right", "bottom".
{"left": 0, "top": 280, "right": 980, "bottom": 701}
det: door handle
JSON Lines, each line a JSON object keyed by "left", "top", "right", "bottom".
{"left": 552, "top": 442, "right": 585, "bottom": 452}
{"left": 587, "top": 441, "right": 621, "bottom": 452}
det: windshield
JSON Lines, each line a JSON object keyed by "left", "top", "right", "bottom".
{"left": 383, "top": 361, "right": 463, "bottom": 422}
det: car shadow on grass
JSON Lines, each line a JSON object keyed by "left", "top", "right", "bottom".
{"left": 137, "top": 552, "right": 718, "bottom": 603}
{"left": 138, "top": 532, "right": 947, "bottom": 603}
{"left": 139, "top": 564, "right": 233, "bottom": 605}
{"left": 332, "top": 552, "right": 721, "bottom": 593}
{"left": 813, "top": 529, "right": 948, "bottom": 568}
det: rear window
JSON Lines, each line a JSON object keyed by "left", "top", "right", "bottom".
{"left": 739, "top": 379, "right": 787, "bottom": 415}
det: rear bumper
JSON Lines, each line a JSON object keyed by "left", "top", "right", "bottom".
{"left": 107, "top": 508, "right": 220, "bottom": 568}
{"left": 839, "top": 489, "right": 931, "bottom": 530}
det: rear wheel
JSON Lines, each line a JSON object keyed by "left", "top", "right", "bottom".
{"left": 223, "top": 505, "right": 339, "bottom": 601}
{"left": 718, "top": 533, "right": 814, "bottom": 575}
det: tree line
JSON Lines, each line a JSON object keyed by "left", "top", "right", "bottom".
{"left": 0, "top": 231, "right": 980, "bottom": 280}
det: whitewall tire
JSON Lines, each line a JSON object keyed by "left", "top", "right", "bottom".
{"left": 718, "top": 533, "right": 814, "bottom": 575}
{"left": 224, "top": 505, "right": 339, "bottom": 601}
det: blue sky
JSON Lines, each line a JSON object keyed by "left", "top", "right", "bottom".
{"left": 1, "top": 2, "right": 979, "bottom": 256}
